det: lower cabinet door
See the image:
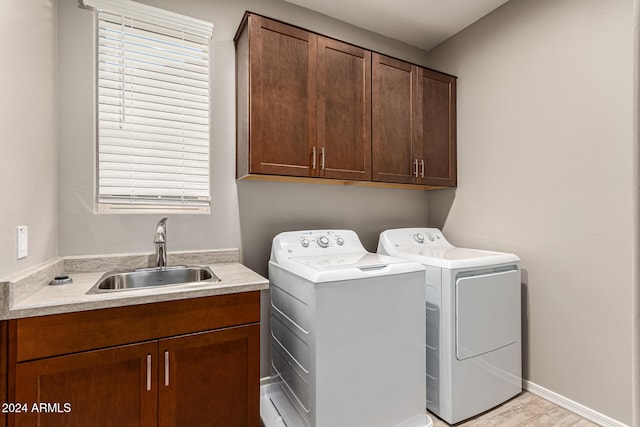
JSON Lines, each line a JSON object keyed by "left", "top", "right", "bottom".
{"left": 13, "top": 342, "right": 158, "bottom": 427}
{"left": 158, "top": 324, "right": 260, "bottom": 427}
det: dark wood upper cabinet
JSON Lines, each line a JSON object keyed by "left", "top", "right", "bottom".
{"left": 237, "top": 14, "right": 372, "bottom": 181}
{"left": 236, "top": 12, "right": 456, "bottom": 188}
{"left": 317, "top": 37, "right": 371, "bottom": 180}
{"left": 238, "top": 14, "right": 317, "bottom": 177}
{"left": 372, "top": 54, "right": 457, "bottom": 186}
{"left": 417, "top": 68, "right": 457, "bottom": 187}
{"left": 372, "top": 53, "right": 419, "bottom": 184}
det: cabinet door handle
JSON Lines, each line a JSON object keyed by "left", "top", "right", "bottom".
{"left": 312, "top": 146, "right": 317, "bottom": 170}
{"left": 146, "top": 354, "right": 152, "bottom": 391}
{"left": 420, "top": 159, "right": 425, "bottom": 178}
{"left": 164, "top": 350, "right": 170, "bottom": 387}
{"left": 413, "top": 159, "right": 419, "bottom": 178}
{"left": 321, "top": 147, "right": 325, "bottom": 170}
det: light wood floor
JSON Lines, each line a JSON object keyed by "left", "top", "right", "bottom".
{"left": 260, "top": 390, "right": 599, "bottom": 426}
{"left": 430, "top": 391, "right": 599, "bottom": 427}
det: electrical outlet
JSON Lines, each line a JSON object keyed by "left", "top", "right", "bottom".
{"left": 17, "top": 226, "right": 28, "bottom": 259}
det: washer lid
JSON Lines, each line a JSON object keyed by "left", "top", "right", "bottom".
{"left": 272, "top": 252, "right": 424, "bottom": 283}
{"left": 270, "top": 230, "right": 425, "bottom": 283}
{"left": 291, "top": 252, "right": 400, "bottom": 271}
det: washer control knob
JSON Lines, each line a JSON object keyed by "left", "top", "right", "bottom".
{"left": 336, "top": 237, "right": 345, "bottom": 246}
{"left": 301, "top": 238, "right": 310, "bottom": 248}
{"left": 318, "top": 236, "right": 330, "bottom": 248}
{"left": 426, "top": 233, "right": 435, "bottom": 242}
{"left": 414, "top": 233, "right": 425, "bottom": 243}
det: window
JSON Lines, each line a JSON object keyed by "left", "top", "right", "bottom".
{"left": 83, "top": 0, "right": 214, "bottom": 213}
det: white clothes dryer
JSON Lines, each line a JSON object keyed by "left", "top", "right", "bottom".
{"left": 378, "top": 228, "right": 521, "bottom": 424}
{"left": 262, "top": 230, "right": 432, "bottom": 427}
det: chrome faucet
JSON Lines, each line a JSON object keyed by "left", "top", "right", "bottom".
{"left": 154, "top": 217, "right": 168, "bottom": 268}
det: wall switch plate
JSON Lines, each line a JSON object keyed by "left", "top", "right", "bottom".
{"left": 17, "top": 226, "right": 28, "bottom": 259}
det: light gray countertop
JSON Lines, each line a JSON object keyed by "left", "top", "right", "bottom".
{"left": 1, "top": 249, "right": 269, "bottom": 320}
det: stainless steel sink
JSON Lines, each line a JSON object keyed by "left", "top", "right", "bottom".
{"left": 86, "top": 266, "right": 220, "bottom": 294}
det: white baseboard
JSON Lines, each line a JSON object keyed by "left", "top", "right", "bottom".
{"left": 524, "top": 380, "right": 628, "bottom": 427}
{"left": 262, "top": 376, "right": 627, "bottom": 426}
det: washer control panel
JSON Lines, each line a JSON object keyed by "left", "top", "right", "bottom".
{"left": 414, "top": 232, "right": 437, "bottom": 244}
{"left": 317, "top": 235, "right": 330, "bottom": 248}
{"left": 271, "top": 230, "right": 365, "bottom": 261}
{"left": 296, "top": 230, "right": 350, "bottom": 250}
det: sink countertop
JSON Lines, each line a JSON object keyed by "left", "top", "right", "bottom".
{"left": 1, "top": 250, "right": 269, "bottom": 320}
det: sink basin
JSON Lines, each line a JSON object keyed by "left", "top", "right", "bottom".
{"left": 86, "top": 266, "right": 220, "bottom": 294}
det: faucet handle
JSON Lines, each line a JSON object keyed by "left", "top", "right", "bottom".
{"left": 154, "top": 217, "right": 168, "bottom": 243}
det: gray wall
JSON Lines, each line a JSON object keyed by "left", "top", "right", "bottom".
{"left": 0, "top": 1, "right": 58, "bottom": 280}
{"left": 428, "top": 0, "right": 636, "bottom": 424}
{"left": 57, "top": 0, "right": 431, "bottom": 377}
{"left": 57, "top": 0, "right": 431, "bottom": 263}
{"left": 9, "top": 0, "right": 637, "bottom": 424}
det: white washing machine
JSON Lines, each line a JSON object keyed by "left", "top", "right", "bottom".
{"left": 262, "top": 230, "right": 432, "bottom": 427}
{"left": 378, "top": 228, "right": 521, "bottom": 424}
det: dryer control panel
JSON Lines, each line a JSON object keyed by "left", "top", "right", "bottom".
{"left": 380, "top": 228, "right": 451, "bottom": 248}
{"left": 378, "top": 228, "right": 520, "bottom": 270}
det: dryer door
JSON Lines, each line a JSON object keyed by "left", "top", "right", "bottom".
{"left": 456, "top": 269, "right": 520, "bottom": 360}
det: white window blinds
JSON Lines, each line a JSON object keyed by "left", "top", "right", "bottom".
{"left": 83, "top": 0, "right": 213, "bottom": 212}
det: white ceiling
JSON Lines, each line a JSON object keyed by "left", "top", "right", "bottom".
{"left": 283, "top": 0, "right": 510, "bottom": 51}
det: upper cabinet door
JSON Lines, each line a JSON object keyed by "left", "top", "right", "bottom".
{"left": 317, "top": 37, "right": 371, "bottom": 181}
{"left": 372, "top": 53, "right": 420, "bottom": 184}
{"left": 248, "top": 15, "right": 317, "bottom": 177}
{"left": 417, "top": 68, "right": 457, "bottom": 186}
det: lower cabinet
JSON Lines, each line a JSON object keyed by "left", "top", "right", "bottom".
{"left": 158, "top": 326, "right": 259, "bottom": 427}
{"left": 14, "top": 342, "right": 158, "bottom": 427}
{"left": 8, "top": 292, "right": 260, "bottom": 427}
{"left": 1, "top": 321, "right": 8, "bottom": 427}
